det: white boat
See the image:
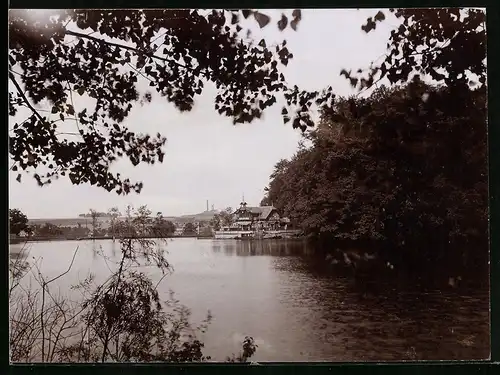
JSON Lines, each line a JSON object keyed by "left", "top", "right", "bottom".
{"left": 213, "top": 227, "right": 254, "bottom": 239}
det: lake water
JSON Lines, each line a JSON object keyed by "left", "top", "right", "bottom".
{"left": 10, "top": 238, "right": 490, "bottom": 362}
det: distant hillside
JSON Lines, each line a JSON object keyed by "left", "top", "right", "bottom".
{"left": 163, "top": 210, "right": 218, "bottom": 223}
{"left": 29, "top": 210, "right": 219, "bottom": 228}
{"left": 180, "top": 209, "right": 219, "bottom": 221}
{"left": 29, "top": 217, "right": 112, "bottom": 228}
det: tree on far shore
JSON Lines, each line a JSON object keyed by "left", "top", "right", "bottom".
{"left": 108, "top": 207, "right": 121, "bottom": 238}
{"left": 9, "top": 208, "right": 30, "bottom": 236}
{"left": 209, "top": 207, "right": 234, "bottom": 230}
{"left": 89, "top": 209, "right": 101, "bottom": 239}
{"left": 182, "top": 222, "right": 197, "bottom": 236}
{"left": 151, "top": 212, "right": 176, "bottom": 237}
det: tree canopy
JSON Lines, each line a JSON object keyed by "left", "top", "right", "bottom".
{"left": 9, "top": 208, "right": 30, "bottom": 236}
{"left": 9, "top": 8, "right": 485, "bottom": 195}
{"left": 262, "top": 81, "right": 487, "bottom": 281}
{"left": 152, "top": 213, "right": 176, "bottom": 237}
{"left": 209, "top": 207, "right": 234, "bottom": 230}
{"left": 343, "top": 8, "right": 486, "bottom": 90}
{"left": 9, "top": 9, "right": 333, "bottom": 194}
{"left": 182, "top": 222, "right": 197, "bottom": 236}
{"left": 258, "top": 6, "right": 487, "bottom": 285}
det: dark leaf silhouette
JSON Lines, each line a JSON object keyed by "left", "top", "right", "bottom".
{"left": 374, "top": 11, "right": 385, "bottom": 21}
{"left": 292, "top": 9, "right": 302, "bottom": 21}
{"left": 253, "top": 12, "right": 271, "bottom": 28}
{"left": 348, "top": 8, "right": 486, "bottom": 90}
{"left": 9, "top": 9, "right": 326, "bottom": 195}
{"left": 278, "top": 14, "right": 288, "bottom": 31}
{"left": 241, "top": 9, "right": 252, "bottom": 19}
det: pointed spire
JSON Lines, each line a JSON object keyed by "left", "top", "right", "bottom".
{"left": 240, "top": 193, "right": 247, "bottom": 208}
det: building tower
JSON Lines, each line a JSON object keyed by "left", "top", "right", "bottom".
{"left": 240, "top": 193, "right": 247, "bottom": 209}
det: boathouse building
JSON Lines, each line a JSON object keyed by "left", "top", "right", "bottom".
{"left": 232, "top": 200, "right": 290, "bottom": 231}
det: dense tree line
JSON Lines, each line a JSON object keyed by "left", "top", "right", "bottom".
{"left": 263, "top": 82, "right": 487, "bottom": 285}
{"left": 79, "top": 212, "right": 108, "bottom": 217}
{"left": 259, "top": 8, "right": 487, "bottom": 286}
{"left": 20, "top": 211, "right": 178, "bottom": 240}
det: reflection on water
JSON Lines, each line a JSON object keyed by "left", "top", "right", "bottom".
{"left": 9, "top": 238, "right": 490, "bottom": 362}
{"left": 214, "top": 239, "right": 314, "bottom": 257}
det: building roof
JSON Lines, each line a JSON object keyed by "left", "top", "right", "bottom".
{"left": 236, "top": 206, "right": 278, "bottom": 220}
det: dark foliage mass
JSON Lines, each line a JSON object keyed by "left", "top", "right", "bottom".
{"left": 209, "top": 207, "right": 234, "bottom": 230}
{"left": 9, "top": 208, "right": 30, "bottom": 235}
{"left": 264, "top": 83, "right": 487, "bottom": 281}
{"left": 9, "top": 9, "right": 333, "bottom": 194}
{"left": 262, "top": 8, "right": 488, "bottom": 285}
{"left": 182, "top": 222, "right": 197, "bottom": 236}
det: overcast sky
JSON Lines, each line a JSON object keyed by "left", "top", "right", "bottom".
{"left": 9, "top": 9, "right": 399, "bottom": 218}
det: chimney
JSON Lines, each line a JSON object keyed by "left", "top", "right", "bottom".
{"left": 206, "top": 200, "right": 209, "bottom": 212}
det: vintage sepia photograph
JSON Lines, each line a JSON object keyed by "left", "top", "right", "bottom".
{"left": 8, "top": 8, "right": 489, "bottom": 362}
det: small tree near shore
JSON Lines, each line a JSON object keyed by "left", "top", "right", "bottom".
{"left": 108, "top": 207, "right": 121, "bottom": 239}
{"left": 9, "top": 208, "right": 30, "bottom": 236}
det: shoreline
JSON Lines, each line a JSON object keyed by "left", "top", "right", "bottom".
{"left": 10, "top": 235, "right": 306, "bottom": 245}
{"left": 10, "top": 235, "right": 199, "bottom": 244}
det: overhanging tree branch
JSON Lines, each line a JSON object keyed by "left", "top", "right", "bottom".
{"left": 64, "top": 29, "right": 209, "bottom": 79}
{"left": 9, "top": 71, "right": 45, "bottom": 123}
